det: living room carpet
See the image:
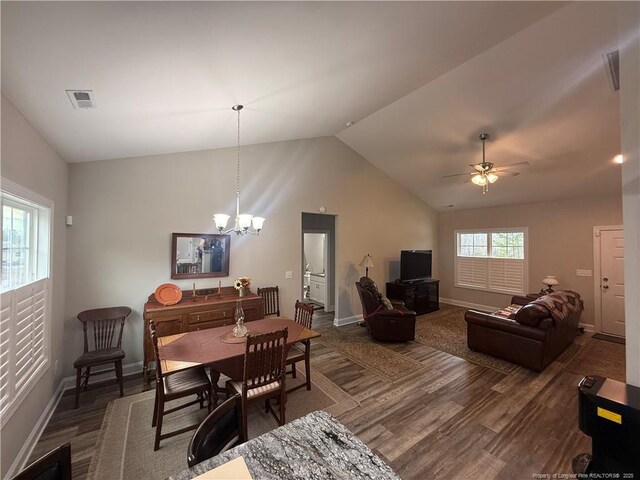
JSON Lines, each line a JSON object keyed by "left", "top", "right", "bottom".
{"left": 86, "top": 369, "right": 355, "bottom": 480}
{"left": 414, "top": 304, "right": 519, "bottom": 374}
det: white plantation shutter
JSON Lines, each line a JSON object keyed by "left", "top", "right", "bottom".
{"left": 488, "top": 258, "right": 525, "bottom": 294}
{"left": 0, "top": 298, "right": 12, "bottom": 411}
{"left": 456, "top": 257, "right": 488, "bottom": 289}
{"left": 0, "top": 279, "right": 49, "bottom": 420}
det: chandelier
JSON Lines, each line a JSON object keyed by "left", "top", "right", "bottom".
{"left": 213, "top": 105, "right": 265, "bottom": 235}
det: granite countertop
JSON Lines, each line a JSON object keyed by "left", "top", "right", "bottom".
{"left": 168, "top": 410, "right": 400, "bottom": 480}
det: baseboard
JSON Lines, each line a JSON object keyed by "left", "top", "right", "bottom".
{"left": 4, "top": 378, "right": 66, "bottom": 479}
{"left": 580, "top": 323, "right": 596, "bottom": 333}
{"left": 333, "top": 314, "right": 363, "bottom": 327}
{"left": 61, "top": 361, "right": 144, "bottom": 391}
{"left": 440, "top": 297, "right": 500, "bottom": 312}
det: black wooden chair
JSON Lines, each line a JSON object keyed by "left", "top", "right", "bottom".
{"left": 226, "top": 328, "right": 288, "bottom": 441}
{"left": 187, "top": 394, "right": 245, "bottom": 467}
{"left": 11, "top": 443, "right": 71, "bottom": 480}
{"left": 257, "top": 286, "right": 280, "bottom": 317}
{"left": 74, "top": 306, "right": 132, "bottom": 408}
{"left": 149, "top": 321, "right": 213, "bottom": 451}
{"left": 286, "top": 301, "right": 314, "bottom": 392}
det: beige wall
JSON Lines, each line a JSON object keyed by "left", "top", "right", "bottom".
{"left": 618, "top": 2, "right": 640, "bottom": 386}
{"left": 65, "top": 136, "right": 438, "bottom": 376}
{"left": 438, "top": 195, "right": 623, "bottom": 326}
{"left": 0, "top": 95, "right": 68, "bottom": 477}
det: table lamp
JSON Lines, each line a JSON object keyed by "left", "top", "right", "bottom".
{"left": 359, "top": 254, "right": 375, "bottom": 278}
{"left": 541, "top": 275, "right": 559, "bottom": 294}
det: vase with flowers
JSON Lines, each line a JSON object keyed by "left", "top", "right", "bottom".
{"left": 234, "top": 276, "right": 251, "bottom": 297}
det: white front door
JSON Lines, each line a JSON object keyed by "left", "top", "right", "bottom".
{"left": 600, "top": 229, "right": 625, "bottom": 337}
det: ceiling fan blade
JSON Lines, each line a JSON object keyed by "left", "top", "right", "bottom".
{"left": 442, "top": 172, "right": 474, "bottom": 178}
{"left": 491, "top": 171, "right": 520, "bottom": 177}
{"left": 494, "top": 161, "right": 529, "bottom": 169}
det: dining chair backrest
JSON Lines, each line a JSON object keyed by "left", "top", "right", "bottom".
{"left": 148, "top": 321, "right": 164, "bottom": 382}
{"left": 78, "top": 306, "right": 132, "bottom": 353}
{"left": 187, "top": 394, "right": 245, "bottom": 467}
{"left": 294, "top": 301, "right": 314, "bottom": 329}
{"left": 242, "top": 328, "right": 288, "bottom": 390}
{"left": 257, "top": 286, "right": 280, "bottom": 317}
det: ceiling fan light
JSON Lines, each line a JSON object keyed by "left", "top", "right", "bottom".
{"left": 471, "top": 174, "right": 487, "bottom": 186}
{"left": 486, "top": 173, "right": 499, "bottom": 183}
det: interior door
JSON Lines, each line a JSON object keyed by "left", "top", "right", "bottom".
{"left": 600, "top": 229, "right": 625, "bottom": 337}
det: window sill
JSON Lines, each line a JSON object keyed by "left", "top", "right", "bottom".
{"left": 455, "top": 283, "right": 525, "bottom": 297}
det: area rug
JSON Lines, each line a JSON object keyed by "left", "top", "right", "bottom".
{"left": 565, "top": 336, "right": 625, "bottom": 382}
{"left": 87, "top": 370, "right": 355, "bottom": 480}
{"left": 414, "top": 304, "right": 519, "bottom": 374}
{"left": 317, "top": 327, "right": 425, "bottom": 382}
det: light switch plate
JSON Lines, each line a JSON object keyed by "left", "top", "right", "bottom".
{"left": 576, "top": 269, "right": 593, "bottom": 277}
{"left": 285, "top": 271, "right": 293, "bottom": 279}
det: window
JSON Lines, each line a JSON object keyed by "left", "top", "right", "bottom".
{"left": 0, "top": 178, "right": 52, "bottom": 424}
{"left": 455, "top": 228, "right": 528, "bottom": 295}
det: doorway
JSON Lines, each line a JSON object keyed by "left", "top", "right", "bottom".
{"left": 301, "top": 213, "right": 336, "bottom": 323}
{"left": 594, "top": 226, "right": 625, "bottom": 337}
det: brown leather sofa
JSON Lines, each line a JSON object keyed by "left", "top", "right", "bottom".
{"left": 355, "top": 278, "right": 416, "bottom": 342}
{"left": 465, "top": 292, "right": 582, "bottom": 371}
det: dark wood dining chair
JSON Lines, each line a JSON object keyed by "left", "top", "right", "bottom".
{"left": 10, "top": 443, "right": 71, "bottom": 480}
{"left": 187, "top": 394, "right": 245, "bottom": 468}
{"left": 226, "top": 328, "right": 288, "bottom": 441}
{"left": 74, "top": 306, "right": 132, "bottom": 408}
{"left": 149, "top": 321, "right": 213, "bottom": 451}
{"left": 286, "top": 301, "right": 314, "bottom": 392}
{"left": 257, "top": 286, "right": 280, "bottom": 317}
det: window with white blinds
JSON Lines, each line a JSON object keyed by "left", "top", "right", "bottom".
{"left": 0, "top": 178, "right": 52, "bottom": 423}
{"left": 455, "top": 229, "right": 528, "bottom": 295}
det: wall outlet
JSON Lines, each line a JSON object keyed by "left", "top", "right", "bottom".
{"left": 576, "top": 269, "right": 593, "bottom": 277}
{"left": 285, "top": 271, "right": 293, "bottom": 279}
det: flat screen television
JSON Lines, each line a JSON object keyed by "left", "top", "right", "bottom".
{"left": 400, "top": 250, "right": 432, "bottom": 282}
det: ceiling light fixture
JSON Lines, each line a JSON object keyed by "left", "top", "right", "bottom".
{"left": 614, "top": 154, "right": 624, "bottom": 164}
{"left": 472, "top": 133, "right": 497, "bottom": 194}
{"left": 213, "top": 105, "right": 265, "bottom": 236}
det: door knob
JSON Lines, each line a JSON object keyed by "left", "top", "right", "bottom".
{"left": 602, "top": 285, "right": 609, "bottom": 289}
{"left": 603, "top": 277, "right": 609, "bottom": 282}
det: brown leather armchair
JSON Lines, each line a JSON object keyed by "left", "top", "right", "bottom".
{"left": 355, "top": 279, "right": 416, "bottom": 342}
{"left": 465, "top": 293, "right": 582, "bottom": 371}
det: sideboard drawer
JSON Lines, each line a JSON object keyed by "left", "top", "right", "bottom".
{"left": 188, "top": 308, "right": 233, "bottom": 325}
{"left": 187, "top": 318, "right": 235, "bottom": 332}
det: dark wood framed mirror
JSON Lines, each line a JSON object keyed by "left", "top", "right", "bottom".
{"left": 171, "top": 233, "right": 230, "bottom": 279}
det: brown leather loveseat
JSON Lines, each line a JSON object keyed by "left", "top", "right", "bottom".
{"left": 355, "top": 277, "right": 416, "bottom": 342}
{"left": 465, "top": 291, "right": 583, "bottom": 371}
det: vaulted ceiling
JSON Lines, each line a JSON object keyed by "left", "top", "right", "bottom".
{"left": 1, "top": 2, "right": 628, "bottom": 210}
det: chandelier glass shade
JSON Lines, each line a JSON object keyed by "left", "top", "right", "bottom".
{"left": 213, "top": 105, "right": 265, "bottom": 236}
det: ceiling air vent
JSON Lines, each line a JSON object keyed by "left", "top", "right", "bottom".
{"left": 602, "top": 50, "right": 620, "bottom": 92}
{"left": 66, "top": 90, "right": 96, "bottom": 109}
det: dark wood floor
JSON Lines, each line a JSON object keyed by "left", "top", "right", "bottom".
{"left": 30, "top": 311, "right": 625, "bottom": 480}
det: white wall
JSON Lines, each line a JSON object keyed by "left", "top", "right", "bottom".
{"left": 618, "top": 2, "right": 640, "bottom": 387}
{"left": 438, "top": 195, "right": 623, "bottom": 325}
{"left": 65, "top": 136, "right": 438, "bottom": 376}
{"left": 0, "top": 95, "right": 68, "bottom": 477}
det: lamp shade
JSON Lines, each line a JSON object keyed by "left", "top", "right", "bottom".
{"left": 471, "top": 174, "right": 487, "bottom": 186}
{"left": 237, "top": 214, "right": 253, "bottom": 230}
{"left": 251, "top": 216, "right": 265, "bottom": 231}
{"left": 542, "top": 275, "right": 559, "bottom": 287}
{"left": 213, "top": 214, "right": 230, "bottom": 231}
{"left": 359, "top": 254, "right": 375, "bottom": 269}
{"left": 486, "top": 173, "right": 499, "bottom": 184}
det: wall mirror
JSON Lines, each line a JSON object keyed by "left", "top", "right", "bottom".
{"left": 171, "top": 233, "right": 230, "bottom": 279}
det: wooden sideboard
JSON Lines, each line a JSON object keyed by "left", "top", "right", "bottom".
{"left": 142, "top": 286, "right": 264, "bottom": 381}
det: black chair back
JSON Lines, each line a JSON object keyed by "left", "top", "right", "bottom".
{"left": 187, "top": 394, "right": 245, "bottom": 467}
{"left": 11, "top": 443, "right": 71, "bottom": 480}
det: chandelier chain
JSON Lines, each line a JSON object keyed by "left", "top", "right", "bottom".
{"left": 236, "top": 107, "right": 241, "bottom": 199}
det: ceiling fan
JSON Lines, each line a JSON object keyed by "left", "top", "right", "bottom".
{"left": 442, "top": 133, "right": 529, "bottom": 194}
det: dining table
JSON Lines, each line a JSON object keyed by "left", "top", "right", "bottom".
{"left": 167, "top": 410, "right": 401, "bottom": 480}
{"left": 157, "top": 316, "right": 321, "bottom": 381}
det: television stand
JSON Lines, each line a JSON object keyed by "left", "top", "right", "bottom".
{"left": 386, "top": 278, "right": 439, "bottom": 315}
